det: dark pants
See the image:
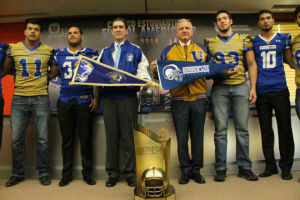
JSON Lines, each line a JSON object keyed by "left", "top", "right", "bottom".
{"left": 0, "top": 96, "right": 4, "bottom": 149}
{"left": 256, "top": 89, "right": 294, "bottom": 171}
{"left": 102, "top": 96, "right": 138, "bottom": 178}
{"left": 171, "top": 98, "right": 206, "bottom": 176}
{"left": 57, "top": 99, "right": 94, "bottom": 179}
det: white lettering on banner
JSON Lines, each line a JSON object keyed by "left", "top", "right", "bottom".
{"left": 182, "top": 65, "right": 210, "bottom": 74}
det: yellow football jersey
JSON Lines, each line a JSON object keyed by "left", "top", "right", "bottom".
{"left": 292, "top": 33, "right": 300, "bottom": 88}
{"left": 7, "top": 41, "right": 54, "bottom": 96}
{"left": 205, "top": 33, "right": 253, "bottom": 85}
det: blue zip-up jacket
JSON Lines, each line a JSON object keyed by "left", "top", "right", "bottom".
{"left": 98, "top": 40, "right": 148, "bottom": 99}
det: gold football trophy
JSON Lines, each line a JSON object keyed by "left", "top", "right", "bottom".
{"left": 134, "top": 124, "right": 175, "bottom": 200}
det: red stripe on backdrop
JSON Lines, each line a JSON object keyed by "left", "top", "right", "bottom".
{"left": 0, "top": 23, "right": 25, "bottom": 115}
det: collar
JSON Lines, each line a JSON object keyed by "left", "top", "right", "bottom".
{"left": 178, "top": 40, "right": 191, "bottom": 46}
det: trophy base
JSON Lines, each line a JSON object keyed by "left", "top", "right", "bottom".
{"left": 134, "top": 185, "right": 176, "bottom": 200}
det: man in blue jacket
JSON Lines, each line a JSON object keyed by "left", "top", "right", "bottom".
{"left": 97, "top": 18, "right": 151, "bottom": 187}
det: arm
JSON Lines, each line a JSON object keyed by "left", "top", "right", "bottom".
{"left": 245, "top": 50, "right": 257, "bottom": 105}
{"left": 150, "top": 60, "right": 159, "bottom": 80}
{"left": 284, "top": 48, "right": 297, "bottom": 69}
{"left": 49, "top": 64, "right": 60, "bottom": 80}
{"left": 89, "top": 86, "right": 101, "bottom": 112}
{"left": 1, "top": 56, "right": 14, "bottom": 77}
{"left": 136, "top": 52, "right": 151, "bottom": 80}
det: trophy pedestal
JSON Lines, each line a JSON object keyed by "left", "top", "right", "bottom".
{"left": 134, "top": 185, "right": 176, "bottom": 200}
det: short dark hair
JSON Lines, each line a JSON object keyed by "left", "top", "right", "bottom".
{"left": 216, "top": 10, "right": 232, "bottom": 21}
{"left": 294, "top": 6, "right": 300, "bottom": 19}
{"left": 112, "top": 17, "right": 128, "bottom": 29}
{"left": 25, "top": 19, "right": 42, "bottom": 32}
{"left": 67, "top": 25, "right": 83, "bottom": 34}
{"left": 258, "top": 9, "right": 273, "bottom": 19}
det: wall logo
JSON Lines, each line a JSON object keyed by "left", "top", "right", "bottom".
{"left": 163, "top": 64, "right": 183, "bottom": 82}
{"left": 75, "top": 60, "right": 94, "bottom": 82}
{"left": 48, "top": 22, "right": 60, "bottom": 35}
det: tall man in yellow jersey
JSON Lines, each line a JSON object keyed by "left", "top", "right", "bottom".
{"left": 292, "top": 5, "right": 300, "bottom": 182}
{"left": 151, "top": 19, "right": 209, "bottom": 184}
{"left": 3, "top": 19, "right": 55, "bottom": 187}
{"left": 205, "top": 10, "right": 258, "bottom": 182}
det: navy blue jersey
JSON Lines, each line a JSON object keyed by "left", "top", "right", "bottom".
{"left": 252, "top": 33, "right": 291, "bottom": 93}
{"left": 54, "top": 48, "right": 99, "bottom": 103}
{"left": 0, "top": 43, "right": 8, "bottom": 96}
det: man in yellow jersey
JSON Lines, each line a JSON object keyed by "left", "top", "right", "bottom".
{"left": 292, "top": 5, "right": 300, "bottom": 182}
{"left": 151, "top": 19, "right": 209, "bottom": 184}
{"left": 205, "top": 10, "right": 258, "bottom": 182}
{"left": 2, "top": 19, "right": 56, "bottom": 187}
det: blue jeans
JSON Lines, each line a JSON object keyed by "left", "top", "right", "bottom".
{"left": 211, "top": 82, "right": 252, "bottom": 170}
{"left": 10, "top": 95, "right": 50, "bottom": 177}
{"left": 296, "top": 88, "right": 300, "bottom": 120}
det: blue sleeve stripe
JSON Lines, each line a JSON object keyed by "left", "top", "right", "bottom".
{"left": 161, "top": 43, "right": 175, "bottom": 60}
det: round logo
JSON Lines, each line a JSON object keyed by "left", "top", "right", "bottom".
{"left": 48, "top": 22, "right": 60, "bottom": 35}
{"left": 162, "top": 64, "right": 183, "bottom": 82}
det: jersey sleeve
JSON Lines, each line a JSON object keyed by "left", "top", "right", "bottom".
{"left": 285, "top": 33, "right": 292, "bottom": 49}
{"left": 92, "top": 49, "right": 99, "bottom": 60}
{"left": 243, "top": 34, "right": 253, "bottom": 52}
{"left": 6, "top": 44, "right": 13, "bottom": 57}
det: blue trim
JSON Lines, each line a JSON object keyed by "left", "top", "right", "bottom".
{"left": 217, "top": 32, "right": 236, "bottom": 43}
{"left": 22, "top": 41, "right": 42, "bottom": 51}
{"left": 195, "top": 42, "right": 208, "bottom": 54}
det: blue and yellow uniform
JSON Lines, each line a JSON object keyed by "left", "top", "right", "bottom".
{"left": 6, "top": 41, "right": 54, "bottom": 96}
{"left": 204, "top": 32, "right": 254, "bottom": 172}
{"left": 54, "top": 48, "right": 98, "bottom": 103}
{"left": 292, "top": 33, "right": 300, "bottom": 121}
{"left": 292, "top": 33, "right": 300, "bottom": 89}
{"left": 161, "top": 42, "right": 209, "bottom": 101}
{"left": 253, "top": 33, "right": 291, "bottom": 93}
{"left": 205, "top": 32, "right": 253, "bottom": 85}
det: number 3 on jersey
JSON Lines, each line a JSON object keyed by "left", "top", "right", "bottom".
{"left": 19, "top": 58, "right": 41, "bottom": 77}
{"left": 63, "top": 61, "right": 73, "bottom": 79}
{"left": 261, "top": 51, "right": 276, "bottom": 69}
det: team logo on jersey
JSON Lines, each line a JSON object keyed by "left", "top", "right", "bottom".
{"left": 74, "top": 60, "right": 94, "bottom": 82}
{"left": 191, "top": 51, "right": 204, "bottom": 62}
{"left": 126, "top": 53, "right": 134, "bottom": 62}
{"left": 48, "top": 22, "right": 60, "bottom": 35}
{"left": 162, "top": 64, "right": 183, "bottom": 82}
{"left": 106, "top": 72, "right": 127, "bottom": 83}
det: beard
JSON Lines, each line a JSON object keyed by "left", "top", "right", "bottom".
{"left": 261, "top": 26, "right": 272, "bottom": 32}
{"left": 219, "top": 27, "right": 229, "bottom": 33}
{"left": 68, "top": 40, "right": 81, "bottom": 47}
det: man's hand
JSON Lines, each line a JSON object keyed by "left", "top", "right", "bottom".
{"left": 150, "top": 60, "right": 158, "bottom": 73}
{"left": 89, "top": 97, "right": 99, "bottom": 112}
{"left": 224, "top": 66, "right": 239, "bottom": 77}
{"left": 143, "top": 82, "right": 151, "bottom": 89}
{"left": 249, "top": 88, "right": 257, "bottom": 105}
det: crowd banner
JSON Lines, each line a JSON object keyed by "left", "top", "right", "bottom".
{"left": 157, "top": 60, "right": 235, "bottom": 90}
{"left": 70, "top": 55, "right": 160, "bottom": 87}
